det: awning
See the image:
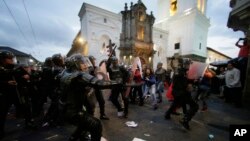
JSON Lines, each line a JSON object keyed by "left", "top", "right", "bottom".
{"left": 209, "top": 58, "right": 238, "bottom": 67}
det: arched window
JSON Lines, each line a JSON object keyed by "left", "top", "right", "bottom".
{"left": 138, "top": 11, "right": 145, "bottom": 22}
{"left": 137, "top": 26, "right": 144, "bottom": 40}
{"left": 170, "top": 0, "right": 177, "bottom": 16}
{"left": 197, "top": 0, "right": 205, "bottom": 14}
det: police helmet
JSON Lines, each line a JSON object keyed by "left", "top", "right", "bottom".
{"left": 69, "top": 54, "right": 92, "bottom": 70}
{"left": 0, "top": 50, "right": 15, "bottom": 61}
{"left": 52, "top": 53, "right": 63, "bottom": 66}
{"left": 110, "top": 56, "right": 118, "bottom": 62}
{"left": 44, "top": 57, "right": 53, "bottom": 67}
{"left": 88, "top": 55, "right": 96, "bottom": 61}
{"left": 64, "top": 57, "right": 72, "bottom": 69}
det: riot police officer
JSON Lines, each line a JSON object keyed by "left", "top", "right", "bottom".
{"left": 14, "top": 64, "right": 36, "bottom": 129}
{"left": 155, "top": 62, "right": 167, "bottom": 103}
{"left": 60, "top": 54, "right": 117, "bottom": 141}
{"left": 164, "top": 57, "right": 198, "bottom": 130}
{"left": 89, "top": 55, "right": 109, "bottom": 120}
{"left": 107, "top": 56, "right": 129, "bottom": 118}
{"left": 43, "top": 54, "right": 65, "bottom": 126}
{"left": 39, "top": 57, "right": 54, "bottom": 116}
{"left": 0, "top": 50, "right": 18, "bottom": 139}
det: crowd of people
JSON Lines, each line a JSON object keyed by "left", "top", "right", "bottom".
{"left": 0, "top": 37, "right": 248, "bottom": 140}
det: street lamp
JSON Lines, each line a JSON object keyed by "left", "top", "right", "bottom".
{"left": 29, "top": 59, "right": 34, "bottom": 63}
{"left": 78, "top": 37, "right": 84, "bottom": 44}
{"left": 149, "top": 57, "right": 152, "bottom": 63}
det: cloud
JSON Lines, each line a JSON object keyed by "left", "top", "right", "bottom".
{"left": 207, "top": 36, "right": 240, "bottom": 58}
{"left": 0, "top": 0, "right": 245, "bottom": 61}
{"left": 0, "top": 0, "right": 83, "bottom": 61}
{"left": 206, "top": 0, "right": 245, "bottom": 58}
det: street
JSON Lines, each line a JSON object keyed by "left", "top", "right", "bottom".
{"left": 2, "top": 92, "right": 250, "bottom": 141}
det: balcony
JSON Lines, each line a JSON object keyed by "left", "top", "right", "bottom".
{"left": 227, "top": 0, "right": 250, "bottom": 32}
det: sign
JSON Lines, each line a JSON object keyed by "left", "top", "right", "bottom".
{"left": 230, "top": 124, "right": 250, "bottom": 141}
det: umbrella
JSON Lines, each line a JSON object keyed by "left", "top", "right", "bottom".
{"left": 209, "top": 60, "right": 228, "bottom": 67}
{"left": 209, "top": 58, "right": 238, "bottom": 67}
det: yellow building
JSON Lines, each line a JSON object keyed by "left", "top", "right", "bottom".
{"left": 206, "top": 47, "right": 232, "bottom": 64}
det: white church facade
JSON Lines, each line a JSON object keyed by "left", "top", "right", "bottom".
{"left": 71, "top": 0, "right": 210, "bottom": 69}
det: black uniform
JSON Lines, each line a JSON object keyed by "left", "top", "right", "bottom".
{"left": 164, "top": 68, "right": 198, "bottom": 129}
{"left": 0, "top": 66, "right": 20, "bottom": 138}
{"left": 43, "top": 66, "right": 64, "bottom": 126}
{"left": 15, "top": 67, "right": 32, "bottom": 120}
{"left": 89, "top": 65, "right": 109, "bottom": 119}
{"left": 61, "top": 70, "right": 117, "bottom": 141}
{"left": 107, "top": 65, "right": 129, "bottom": 116}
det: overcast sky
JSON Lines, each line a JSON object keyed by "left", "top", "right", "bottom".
{"left": 0, "top": 0, "right": 244, "bottom": 61}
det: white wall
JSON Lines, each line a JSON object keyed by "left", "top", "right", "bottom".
{"left": 153, "top": 27, "right": 168, "bottom": 69}
{"left": 79, "top": 3, "right": 122, "bottom": 65}
{"left": 156, "top": 1, "right": 210, "bottom": 60}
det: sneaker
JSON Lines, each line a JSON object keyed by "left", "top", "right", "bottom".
{"left": 100, "top": 115, "right": 110, "bottom": 120}
{"left": 42, "top": 122, "right": 49, "bottom": 127}
{"left": 117, "top": 111, "right": 124, "bottom": 117}
{"left": 80, "top": 132, "right": 91, "bottom": 141}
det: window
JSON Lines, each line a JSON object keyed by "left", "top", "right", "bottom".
{"left": 104, "top": 18, "right": 107, "bottom": 23}
{"left": 170, "top": 0, "right": 177, "bottom": 16}
{"left": 138, "top": 11, "right": 145, "bottom": 22}
{"left": 174, "top": 43, "right": 180, "bottom": 50}
{"left": 197, "top": 0, "right": 205, "bottom": 14}
{"left": 199, "top": 43, "right": 202, "bottom": 49}
{"left": 137, "top": 26, "right": 144, "bottom": 40}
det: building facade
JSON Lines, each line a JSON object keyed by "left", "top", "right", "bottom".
{"left": 77, "top": 3, "right": 122, "bottom": 64}
{"left": 156, "top": 0, "right": 210, "bottom": 63}
{"left": 0, "top": 46, "right": 39, "bottom": 65}
{"left": 206, "top": 47, "right": 232, "bottom": 64}
{"left": 119, "top": 1, "right": 155, "bottom": 66}
{"left": 70, "top": 0, "right": 210, "bottom": 69}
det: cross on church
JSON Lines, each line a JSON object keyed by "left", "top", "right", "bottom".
{"left": 106, "top": 39, "right": 116, "bottom": 57}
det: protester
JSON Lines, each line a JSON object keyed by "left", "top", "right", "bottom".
{"left": 217, "top": 62, "right": 242, "bottom": 107}
{"left": 143, "top": 68, "right": 158, "bottom": 110}
{"left": 155, "top": 62, "right": 167, "bottom": 103}
{"left": 235, "top": 38, "right": 249, "bottom": 88}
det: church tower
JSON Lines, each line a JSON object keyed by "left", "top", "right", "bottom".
{"left": 119, "top": 0, "right": 155, "bottom": 66}
{"left": 156, "top": 0, "right": 210, "bottom": 62}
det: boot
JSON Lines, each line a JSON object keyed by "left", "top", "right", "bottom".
{"left": 180, "top": 119, "right": 190, "bottom": 130}
{"left": 164, "top": 112, "right": 171, "bottom": 120}
{"left": 100, "top": 114, "right": 109, "bottom": 120}
{"left": 80, "top": 132, "right": 91, "bottom": 141}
